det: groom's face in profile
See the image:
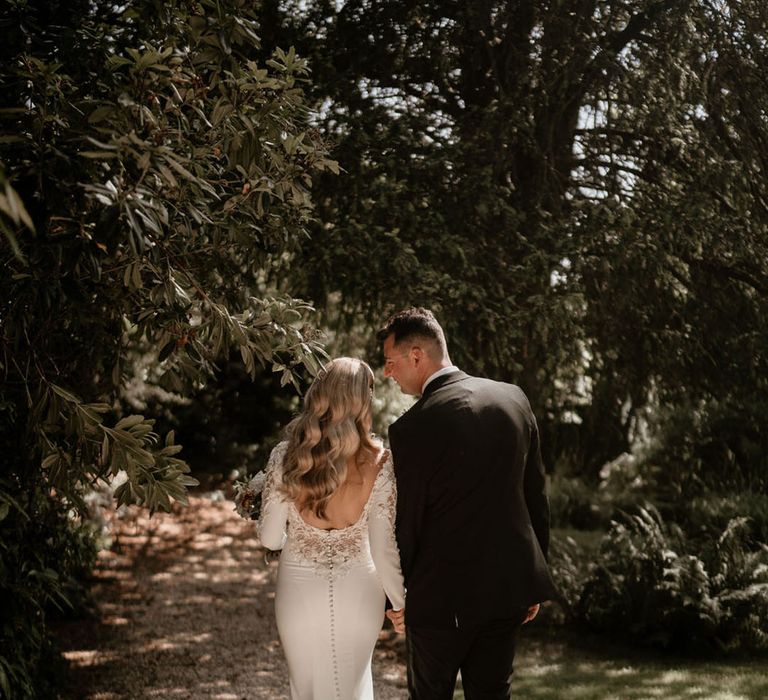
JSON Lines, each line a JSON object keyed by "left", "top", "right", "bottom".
{"left": 382, "top": 334, "right": 421, "bottom": 396}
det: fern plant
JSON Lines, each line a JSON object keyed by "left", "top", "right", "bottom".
{"left": 576, "top": 505, "right": 768, "bottom": 652}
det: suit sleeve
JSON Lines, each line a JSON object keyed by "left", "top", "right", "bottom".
{"left": 523, "top": 414, "right": 551, "bottom": 559}
{"left": 388, "top": 421, "right": 424, "bottom": 585}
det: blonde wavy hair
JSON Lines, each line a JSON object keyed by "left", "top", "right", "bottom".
{"left": 282, "top": 357, "right": 381, "bottom": 518}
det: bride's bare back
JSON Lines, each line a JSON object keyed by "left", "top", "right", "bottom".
{"left": 298, "top": 451, "right": 385, "bottom": 531}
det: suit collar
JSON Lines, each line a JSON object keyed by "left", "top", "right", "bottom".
{"left": 391, "top": 371, "right": 469, "bottom": 428}
{"left": 421, "top": 365, "right": 460, "bottom": 394}
{"left": 419, "top": 370, "right": 468, "bottom": 400}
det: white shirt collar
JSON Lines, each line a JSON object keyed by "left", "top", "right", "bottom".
{"left": 421, "top": 366, "right": 460, "bottom": 394}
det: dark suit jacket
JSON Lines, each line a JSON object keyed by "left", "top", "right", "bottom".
{"left": 388, "top": 371, "right": 559, "bottom": 629}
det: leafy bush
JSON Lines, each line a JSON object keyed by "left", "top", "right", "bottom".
{"left": 1, "top": 0, "right": 331, "bottom": 695}
{"left": 123, "top": 350, "right": 301, "bottom": 476}
{"left": 681, "top": 492, "right": 768, "bottom": 546}
{"left": 643, "top": 399, "right": 768, "bottom": 498}
{"left": 549, "top": 453, "right": 648, "bottom": 531}
{"left": 547, "top": 533, "right": 593, "bottom": 625}
{"left": 549, "top": 475, "right": 605, "bottom": 530}
{"left": 575, "top": 505, "right": 768, "bottom": 652}
{"left": 0, "top": 480, "right": 97, "bottom": 698}
{"left": 708, "top": 518, "right": 768, "bottom": 652}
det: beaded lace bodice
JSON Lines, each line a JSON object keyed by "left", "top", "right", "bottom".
{"left": 257, "top": 441, "right": 402, "bottom": 583}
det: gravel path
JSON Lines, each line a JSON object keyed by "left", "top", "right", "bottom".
{"left": 56, "top": 493, "right": 408, "bottom": 699}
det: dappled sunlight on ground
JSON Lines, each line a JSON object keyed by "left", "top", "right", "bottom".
{"left": 55, "top": 494, "right": 408, "bottom": 699}
{"left": 493, "top": 628, "right": 768, "bottom": 700}
{"left": 54, "top": 495, "right": 766, "bottom": 699}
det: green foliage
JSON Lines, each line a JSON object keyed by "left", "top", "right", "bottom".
{"left": 252, "top": 0, "right": 768, "bottom": 484}
{"left": 547, "top": 533, "right": 592, "bottom": 625}
{"left": 549, "top": 475, "right": 605, "bottom": 531}
{"left": 549, "top": 453, "right": 650, "bottom": 531}
{"left": 643, "top": 399, "right": 768, "bottom": 500}
{"left": 574, "top": 0, "right": 768, "bottom": 477}
{"left": 575, "top": 506, "right": 768, "bottom": 652}
{"left": 123, "top": 349, "right": 301, "bottom": 475}
{"left": 272, "top": 0, "right": 593, "bottom": 396}
{"left": 0, "top": 479, "right": 97, "bottom": 697}
{"left": 0, "top": 0, "right": 332, "bottom": 695}
{"left": 682, "top": 492, "right": 768, "bottom": 547}
{"left": 1, "top": 0, "right": 329, "bottom": 509}
{"left": 0, "top": 162, "right": 35, "bottom": 259}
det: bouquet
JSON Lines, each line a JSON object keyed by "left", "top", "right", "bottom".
{"left": 233, "top": 470, "right": 267, "bottom": 520}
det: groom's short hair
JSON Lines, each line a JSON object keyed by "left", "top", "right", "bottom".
{"left": 377, "top": 307, "right": 448, "bottom": 359}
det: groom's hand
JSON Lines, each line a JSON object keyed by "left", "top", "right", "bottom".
{"left": 522, "top": 604, "right": 540, "bottom": 624}
{"left": 386, "top": 608, "right": 405, "bottom": 634}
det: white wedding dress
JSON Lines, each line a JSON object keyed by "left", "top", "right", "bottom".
{"left": 257, "top": 442, "right": 406, "bottom": 700}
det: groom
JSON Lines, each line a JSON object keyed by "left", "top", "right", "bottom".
{"left": 378, "top": 307, "right": 558, "bottom": 700}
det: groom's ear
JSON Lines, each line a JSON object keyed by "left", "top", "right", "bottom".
{"left": 410, "top": 346, "right": 424, "bottom": 364}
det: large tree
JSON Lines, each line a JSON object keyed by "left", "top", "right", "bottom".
{"left": 574, "top": 0, "right": 768, "bottom": 482}
{"left": 0, "top": 0, "right": 331, "bottom": 694}
{"left": 257, "top": 0, "right": 768, "bottom": 480}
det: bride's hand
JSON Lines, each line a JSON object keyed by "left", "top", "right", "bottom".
{"left": 386, "top": 608, "right": 405, "bottom": 634}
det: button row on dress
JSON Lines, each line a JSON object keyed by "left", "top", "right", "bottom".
{"left": 328, "top": 575, "right": 341, "bottom": 699}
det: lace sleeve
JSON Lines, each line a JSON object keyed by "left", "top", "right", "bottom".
{"left": 256, "top": 441, "right": 290, "bottom": 550}
{"left": 367, "top": 453, "right": 405, "bottom": 609}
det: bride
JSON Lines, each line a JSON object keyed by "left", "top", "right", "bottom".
{"left": 257, "top": 357, "right": 405, "bottom": 700}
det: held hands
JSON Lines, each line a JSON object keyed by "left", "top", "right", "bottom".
{"left": 386, "top": 608, "right": 405, "bottom": 634}
{"left": 386, "top": 604, "right": 538, "bottom": 632}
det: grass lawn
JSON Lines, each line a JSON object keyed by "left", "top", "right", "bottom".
{"left": 453, "top": 627, "right": 768, "bottom": 700}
